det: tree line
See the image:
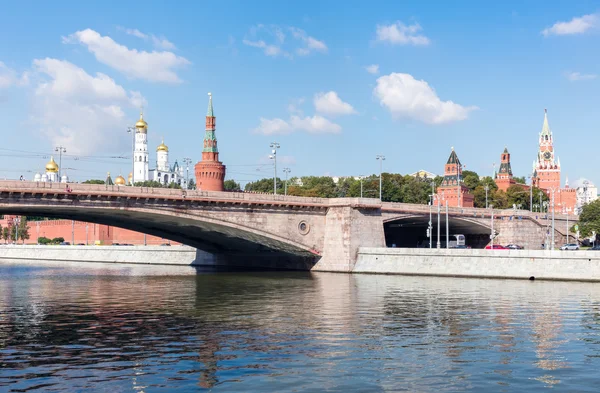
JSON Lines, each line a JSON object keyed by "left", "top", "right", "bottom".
{"left": 0, "top": 217, "right": 30, "bottom": 243}
{"left": 241, "top": 171, "right": 549, "bottom": 209}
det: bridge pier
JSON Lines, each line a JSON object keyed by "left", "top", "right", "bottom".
{"left": 312, "top": 205, "right": 385, "bottom": 272}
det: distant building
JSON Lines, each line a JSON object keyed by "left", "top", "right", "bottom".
{"left": 408, "top": 170, "right": 437, "bottom": 179}
{"left": 494, "top": 147, "right": 529, "bottom": 193}
{"left": 195, "top": 93, "right": 226, "bottom": 191}
{"left": 575, "top": 179, "right": 598, "bottom": 214}
{"left": 33, "top": 156, "right": 68, "bottom": 183}
{"left": 436, "top": 148, "right": 474, "bottom": 208}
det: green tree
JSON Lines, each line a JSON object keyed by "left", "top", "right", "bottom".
{"left": 2, "top": 226, "right": 10, "bottom": 243}
{"left": 245, "top": 177, "right": 282, "bottom": 194}
{"left": 506, "top": 185, "right": 530, "bottom": 210}
{"left": 134, "top": 180, "right": 164, "bottom": 188}
{"left": 513, "top": 176, "right": 526, "bottom": 184}
{"left": 83, "top": 179, "right": 105, "bottom": 184}
{"left": 578, "top": 199, "right": 600, "bottom": 240}
{"left": 187, "top": 179, "right": 196, "bottom": 190}
{"left": 167, "top": 182, "right": 182, "bottom": 189}
{"left": 224, "top": 179, "right": 242, "bottom": 191}
{"left": 17, "top": 218, "right": 30, "bottom": 244}
{"left": 461, "top": 170, "right": 481, "bottom": 191}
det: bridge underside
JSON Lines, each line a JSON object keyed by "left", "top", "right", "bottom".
{"left": 0, "top": 206, "right": 318, "bottom": 268}
{"left": 384, "top": 215, "right": 492, "bottom": 249}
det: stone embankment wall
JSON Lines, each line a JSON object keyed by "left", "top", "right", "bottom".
{"left": 354, "top": 247, "right": 600, "bottom": 281}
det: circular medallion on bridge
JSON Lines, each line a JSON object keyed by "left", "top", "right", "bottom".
{"left": 298, "top": 221, "right": 310, "bottom": 235}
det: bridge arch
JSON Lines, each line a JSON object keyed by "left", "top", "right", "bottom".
{"left": 384, "top": 214, "right": 493, "bottom": 248}
{"left": 0, "top": 202, "right": 321, "bottom": 259}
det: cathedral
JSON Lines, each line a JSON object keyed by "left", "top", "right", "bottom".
{"left": 32, "top": 156, "right": 69, "bottom": 183}
{"left": 131, "top": 112, "right": 186, "bottom": 188}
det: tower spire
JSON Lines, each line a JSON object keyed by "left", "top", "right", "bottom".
{"left": 207, "top": 92, "right": 214, "bottom": 117}
{"left": 541, "top": 108, "right": 551, "bottom": 137}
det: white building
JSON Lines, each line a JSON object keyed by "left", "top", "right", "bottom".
{"left": 575, "top": 179, "right": 598, "bottom": 214}
{"left": 149, "top": 140, "right": 187, "bottom": 188}
{"left": 133, "top": 112, "right": 149, "bottom": 184}
{"left": 33, "top": 156, "right": 68, "bottom": 183}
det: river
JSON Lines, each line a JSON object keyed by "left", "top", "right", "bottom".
{"left": 1, "top": 261, "right": 599, "bottom": 392}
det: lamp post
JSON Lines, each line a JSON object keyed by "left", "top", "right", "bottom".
{"left": 359, "top": 176, "right": 364, "bottom": 198}
{"left": 484, "top": 184, "right": 489, "bottom": 209}
{"left": 528, "top": 174, "right": 533, "bottom": 212}
{"left": 550, "top": 188, "right": 556, "bottom": 250}
{"left": 445, "top": 200, "right": 449, "bottom": 249}
{"left": 428, "top": 196, "right": 433, "bottom": 249}
{"left": 283, "top": 167, "right": 291, "bottom": 196}
{"left": 183, "top": 157, "right": 192, "bottom": 190}
{"left": 55, "top": 146, "right": 66, "bottom": 180}
{"left": 436, "top": 193, "right": 441, "bottom": 249}
{"left": 269, "top": 142, "right": 280, "bottom": 195}
{"left": 127, "top": 127, "right": 135, "bottom": 185}
{"left": 490, "top": 205, "right": 494, "bottom": 248}
{"left": 13, "top": 217, "right": 20, "bottom": 244}
{"left": 539, "top": 191, "right": 543, "bottom": 213}
{"left": 376, "top": 155, "right": 385, "bottom": 201}
{"left": 564, "top": 207, "right": 571, "bottom": 244}
{"left": 86, "top": 223, "right": 89, "bottom": 246}
{"left": 457, "top": 162, "right": 465, "bottom": 208}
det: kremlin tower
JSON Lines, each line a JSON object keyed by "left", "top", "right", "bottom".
{"left": 532, "top": 109, "right": 560, "bottom": 190}
{"left": 436, "top": 148, "right": 474, "bottom": 208}
{"left": 194, "top": 93, "right": 226, "bottom": 191}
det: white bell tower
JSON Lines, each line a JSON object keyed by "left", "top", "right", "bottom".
{"left": 133, "top": 111, "right": 149, "bottom": 184}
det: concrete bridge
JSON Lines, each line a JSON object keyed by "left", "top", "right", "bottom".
{"left": 0, "top": 181, "right": 577, "bottom": 271}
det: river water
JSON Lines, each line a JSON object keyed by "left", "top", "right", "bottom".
{"left": 1, "top": 262, "right": 600, "bottom": 392}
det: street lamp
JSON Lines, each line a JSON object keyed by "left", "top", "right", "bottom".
{"left": 183, "top": 157, "right": 192, "bottom": 190}
{"left": 127, "top": 127, "right": 135, "bottom": 185}
{"left": 13, "top": 217, "right": 20, "bottom": 244}
{"left": 55, "top": 146, "right": 66, "bottom": 180}
{"left": 484, "top": 184, "right": 489, "bottom": 209}
{"left": 358, "top": 176, "right": 364, "bottom": 198}
{"left": 269, "top": 142, "right": 280, "bottom": 195}
{"left": 550, "top": 188, "right": 557, "bottom": 250}
{"left": 489, "top": 205, "right": 494, "bottom": 248}
{"left": 376, "top": 155, "right": 385, "bottom": 201}
{"left": 528, "top": 173, "right": 534, "bottom": 212}
{"left": 283, "top": 167, "right": 291, "bottom": 196}
{"left": 457, "top": 162, "right": 465, "bottom": 208}
{"left": 428, "top": 196, "right": 433, "bottom": 249}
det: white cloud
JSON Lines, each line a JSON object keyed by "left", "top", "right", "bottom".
{"left": 253, "top": 117, "right": 293, "bottom": 135}
{"left": 243, "top": 25, "right": 327, "bottom": 58}
{"left": 373, "top": 72, "right": 476, "bottom": 124}
{"left": 376, "top": 22, "right": 430, "bottom": 46}
{"left": 565, "top": 71, "right": 598, "bottom": 81}
{"left": 253, "top": 115, "right": 341, "bottom": 135}
{"left": 0, "top": 61, "right": 29, "bottom": 88}
{"left": 63, "top": 29, "right": 190, "bottom": 83}
{"left": 365, "top": 64, "right": 380, "bottom": 74}
{"left": 121, "top": 27, "right": 177, "bottom": 50}
{"left": 30, "top": 58, "right": 145, "bottom": 155}
{"left": 542, "top": 13, "right": 598, "bottom": 36}
{"left": 314, "top": 91, "right": 356, "bottom": 116}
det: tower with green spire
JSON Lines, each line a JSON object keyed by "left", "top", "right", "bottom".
{"left": 195, "top": 92, "right": 226, "bottom": 191}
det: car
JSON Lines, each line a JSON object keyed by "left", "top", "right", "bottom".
{"left": 451, "top": 245, "right": 469, "bottom": 249}
{"left": 506, "top": 244, "right": 524, "bottom": 250}
{"left": 591, "top": 245, "right": 600, "bottom": 250}
{"left": 485, "top": 244, "right": 508, "bottom": 250}
{"left": 560, "top": 243, "right": 580, "bottom": 250}
{"left": 59, "top": 241, "right": 70, "bottom": 246}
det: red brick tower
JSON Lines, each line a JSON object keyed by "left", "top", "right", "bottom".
{"left": 436, "top": 148, "right": 474, "bottom": 208}
{"left": 495, "top": 147, "right": 516, "bottom": 192}
{"left": 194, "top": 93, "right": 226, "bottom": 191}
{"left": 532, "top": 109, "right": 560, "bottom": 190}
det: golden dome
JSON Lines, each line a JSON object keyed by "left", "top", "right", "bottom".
{"left": 128, "top": 172, "right": 133, "bottom": 179}
{"left": 156, "top": 139, "right": 168, "bottom": 152}
{"left": 45, "top": 156, "right": 59, "bottom": 173}
{"left": 115, "top": 175, "right": 126, "bottom": 185}
{"left": 135, "top": 112, "right": 148, "bottom": 130}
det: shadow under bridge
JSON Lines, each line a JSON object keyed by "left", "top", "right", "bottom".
{"left": 0, "top": 205, "right": 319, "bottom": 262}
{"left": 384, "top": 214, "right": 492, "bottom": 249}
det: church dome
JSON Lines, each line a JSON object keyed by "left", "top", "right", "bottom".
{"left": 115, "top": 175, "right": 126, "bottom": 185}
{"left": 156, "top": 140, "right": 168, "bottom": 152}
{"left": 128, "top": 172, "right": 133, "bottom": 183}
{"left": 135, "top": 112, "right": 148, "bottom": 131}
{"left": 45, "top": 156, "right": 59, "bottom": 173}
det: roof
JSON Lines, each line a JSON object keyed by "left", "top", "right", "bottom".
{"left": 446, "top": 149, "right": 461, "bottom": 165}
{"left": 540, "top": 109, "right": 552, "bottom": 137}
{"left": 408, "top": 170, "right": 438, "bottom": 178}
{"left": 207, "top": 93, "right": 214, "bottom": 117}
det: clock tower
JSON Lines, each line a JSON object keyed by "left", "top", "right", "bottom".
{"left": 532, "top": 109, "right": 560, "bottom": 190}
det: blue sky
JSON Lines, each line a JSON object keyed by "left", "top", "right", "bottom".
{"left": 0, "top": 0, "right": 599, "bottom": 187}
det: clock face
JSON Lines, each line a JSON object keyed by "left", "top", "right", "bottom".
{"left": 543, "top": 151, "right": 551, "bottom": 160}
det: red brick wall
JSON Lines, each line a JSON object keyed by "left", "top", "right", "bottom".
{"left": 0, "top": 216, "right": 179, "bottom": 245}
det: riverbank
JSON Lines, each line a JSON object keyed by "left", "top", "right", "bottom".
{"left": 0, "top": 245, "right": 314, "bottom": 270}
{"left": 354, "top": 247, "right": 600, "bottom": 281}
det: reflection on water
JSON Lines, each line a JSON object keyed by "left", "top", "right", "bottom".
{"left": 2, "top": 261, "right": 600, "bottom": 392}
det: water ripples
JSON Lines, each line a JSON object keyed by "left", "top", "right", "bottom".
{"left": 2, "top": 263, "right": 600, "bottom": 391}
